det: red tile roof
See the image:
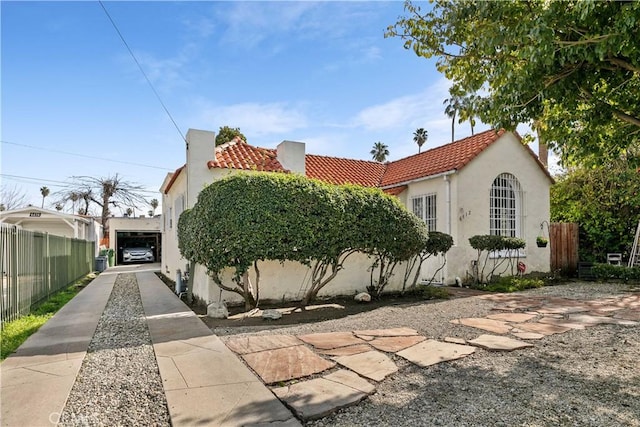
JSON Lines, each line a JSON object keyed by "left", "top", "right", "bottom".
{"left": 207, "top": 137, "right": 287, "bottom": 172}
{"left": 381, "top": 129, "right": 505, "bottom": 187}
{"left": 162, "top": 165, "right": 185, "bottom": 195}
{"left": 383, "top": 185, "right": 408, "bottom": 196}
{"left": 305, "top": 155, "right": 386, "bottom": 187}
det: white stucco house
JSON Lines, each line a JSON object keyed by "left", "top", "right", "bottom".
{"left": 0, "top": 206, "right": 102, "bottom": 253}
{"left": 161, "top": 128, "right": 553, "bottom": 305}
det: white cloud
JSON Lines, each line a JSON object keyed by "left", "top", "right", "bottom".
{"left": 352, "top": 78, "right": 451, "bottom": 131}
{"left": 192, "top": 101, "right": 309, "bottom": 142}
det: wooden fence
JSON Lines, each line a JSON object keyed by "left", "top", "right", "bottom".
{"left": 550, "top": 222, "right": 579, "bottom": 275}
{"left": 0, "top": 224, "right": 95, "bottom": 326}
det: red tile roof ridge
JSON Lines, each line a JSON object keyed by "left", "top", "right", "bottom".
{"left": 305, "top": 153, "right": 385, "bottom": 165}
{"left": 162, "top": 164, "right": 186, "bottom": 195}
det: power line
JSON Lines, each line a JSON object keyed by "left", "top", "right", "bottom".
{"left": 98, "top": 0, "right": 186, "bottom": 143}
{"left": 0, "top": 174, "right": 160, "bottom": 194}
{"left": 1, "top": 140, "right": 174, "bottom": 171}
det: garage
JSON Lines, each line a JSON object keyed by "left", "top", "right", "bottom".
{"left": 115, "top": 231, "right": 161, "bottom": 265}
{"left": 107, "top": 216, "right": 162, "bottom": 265}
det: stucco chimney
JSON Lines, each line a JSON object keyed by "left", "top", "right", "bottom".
{"left": 186, "top": 128, "right": 216, "bottom": 208}
{"left": 538, "top": 141, "right": 549, "bottom": 168}
{"left": 277, "top": 140, "right": 306, "bottom": 175}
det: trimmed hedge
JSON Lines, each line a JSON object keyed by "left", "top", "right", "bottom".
{"left": 591, "top": 263, "right": 640, "bottom": 282}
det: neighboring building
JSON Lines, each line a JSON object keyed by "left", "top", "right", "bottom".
{"left": 107, "top": 216, "right": 162, "bottom": 265}
{"left": 0, "top": 206, "right": 102, "bottom": 253}
{"left": 161, "top": 128, "right": 553, "bottom": 305}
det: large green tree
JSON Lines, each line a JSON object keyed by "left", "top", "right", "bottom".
{"left": 215, "top": 126, "right": 247, "bottom": 146}
{"left": 386, "top": 0, "right": 640, "bottom": 165}
{"left": 179, "top": 172, "right": 426, "bottom": 309}
{"left": 551, "top": 158, "right": 640, "bottom": 263}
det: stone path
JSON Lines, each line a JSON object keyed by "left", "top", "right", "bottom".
{"left": 223, "top": 292, "right": 639, "bottom": 422}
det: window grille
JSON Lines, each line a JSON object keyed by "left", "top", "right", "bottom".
{"left": 489, "top": 173, "right": 524, "bottom": 237}
{"left": 411, "top": 193, "right": 437, "bottom": 231}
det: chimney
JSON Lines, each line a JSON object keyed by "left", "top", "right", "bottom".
{"left": 277, "top": 140, "right": 306, "bottom": 175}
{"left": 186, "top": 129, "right": 216, "bottom": 208}
{"left": 538, "top": 141, "right": 549, "bottom": 168}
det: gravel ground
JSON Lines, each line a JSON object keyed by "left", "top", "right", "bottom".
{"left": 59, "top": 273, "right": 170, "bottom": 427}
{"left": 217, "top": 282, "right": 640, "bottom": 427}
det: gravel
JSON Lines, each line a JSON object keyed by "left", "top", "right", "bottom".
{"left": 59, "top": 273, "right": 170, "bottom": 427}
{"left": 217, "top": 282, "right": 640, "bottom": 427}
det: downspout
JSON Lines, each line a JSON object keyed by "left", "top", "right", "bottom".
{"left": 443, "top": 173, "right": 453, "bottom": 284}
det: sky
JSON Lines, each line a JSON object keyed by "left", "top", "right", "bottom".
{"left": 1, "top": 1, "right": 543, "bottom": 216}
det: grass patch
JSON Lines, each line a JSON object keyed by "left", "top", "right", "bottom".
{"left": 1, "top": 273, "right": 96, "bottom": 361}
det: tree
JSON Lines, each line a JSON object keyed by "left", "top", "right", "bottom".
{"left": 386, "top": 1, "right": 640, "bottom": 166}
{"left": 149, "top": 198, "right": 159, "bottom": 216}
{"left": 126, "top": 207, "right": 134, "bottom": 217}
{"left": 551, "top": 158, "right": 640, "bottom": 262}
{"left": 215, "top": 126, "right": 247, "bottom": 146}
{"left": 458, "top": 94, "right": 479, "bottom": 135}
{"left": 0, "top": 184, "right": 28, "bottom": 211}
{"left": 62, "top": 175, "right": 147, "bottom": 237}
{"left": 370, "top": 142, "right": 389, "bottom": 162}
{"left": 55, "top": 203, "right": 63, "bottom": 211}
{"left": 40, "top": 186, "right": 50, "bottom": 208}
{"left": 443, "top": 89, "right": 462, "bottom": 143}
{"left": 402, "top": 231, "right": 454, "bottom": 292}
{"left": 179, "top": 173, "right": 426, "bottom": 309}
{"left": 413, "top": 128, "right": 428, "bottom": 153}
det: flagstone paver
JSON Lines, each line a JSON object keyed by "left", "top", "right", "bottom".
{"left": 298, "top": 332, "right": 366, "bottom": 350}
{"left": 468, "top": 334, "right": 534, "bottom": 351}
{"left": 319, "top": 344, "right": 373, "bottom": 356}
{"left": 515, "top": 322, "right": 572, "bottom": 336}
{"left": 486, "top": 312, "right": 537, "bottom": 323}
{"left": 444, "top": 337, "right": 468, "bottom": 345}
{"left": 242, "top": 345, "right": 335, "bottom": 384}
{"left": 450, "top": 317, "right": 513, "bottom": 334}
{"left": 368, "top": 335, "right": 427, "bottom": 353}
{"left": 396, "top": 340, "right": 476, "bottom": 367}
{"left": 353, "top": 327, "right": 419, "bottom": 338}
{"left": 225, "top": 334, "right": 302, "bottom": 354}
{"left": 613, "top": 309, "right": 640, "bottom": 321}
{"left": 512, "top": 331, "right": 545, "bottom": 340}
{"left": 272, "top": 370, "right": 374, "bottom": 421}
{"left": 334, "top": 350, "right": 398, "bottom": 382}
{"left": 537, "top": 317, "right": 588, "bottom": 330}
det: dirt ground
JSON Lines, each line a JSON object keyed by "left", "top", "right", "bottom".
{"left": 154, "top": 273, "right": 485, "bottom": 329}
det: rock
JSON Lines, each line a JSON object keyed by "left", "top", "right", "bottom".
{"left": 262, "top": 309, "right": 283, "bottom": 320}
{"left": 354, "top": 292, "right": 371, "bottom": 303}
{"left": 207, "top": 301, "right": 229, "bottom": 319}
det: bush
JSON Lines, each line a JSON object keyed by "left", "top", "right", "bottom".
{"left": 591, "top": 263, "right": 640, "bottom": 282}
{"left": 179, "top": 172, "right": 427, "bottom": 309}
{"left": 469, "top": 235, "right": 526, "bottom": 283}
{"left": 417, "top": 285, "right": 450, "bottom": 300}
{"left": 402, "top": 231, "right": 454, "bottom": 292}
{"left": 482, "top": 276, "right": 544, "bottom": 293}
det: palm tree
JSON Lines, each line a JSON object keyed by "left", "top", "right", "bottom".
{"left": 443, "top": 94, "right": 462, "bottom": 143}
{"left": 55, "top": 203, "right": 63, "bottom": 211}
{"left": 458, "top": 94, "right": 479, "bottom": 135}
{"left": 126, "top": 207, "right": 133, "bottom": 217}
{"left": 150, "top": 198, "right": 159, "bottom": 216}
{"left": 413, "top": 128, "right": 428, "bottom": 153}
{"left": 370, "top": 142, "right": 389, "bottom": 162}
{"left": 40, "top": 186, "right": 50, "bottom": 208}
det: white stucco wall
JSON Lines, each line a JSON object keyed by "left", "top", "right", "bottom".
{"left": 447, "top": 133, "right": 552, "bottom": 281}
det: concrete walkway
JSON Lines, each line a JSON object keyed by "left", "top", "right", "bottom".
{"left": 1, "top": 266, "right": 298, "bottom": 427}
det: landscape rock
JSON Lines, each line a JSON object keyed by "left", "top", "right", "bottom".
{"left": 354, "top": 292, "right": 371, "bottom": 303}
{"left": 262, "top": 309, "right": 283, "bottom": 320}
{"left": 207, "top": 301, "right": 228, "bottom": 319}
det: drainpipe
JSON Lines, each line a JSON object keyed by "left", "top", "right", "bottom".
{"left": 443, "top": 173, "right": 453, "bottom": 235}
{"left": 443, "top": 173, "right": 453, "bottom": 284}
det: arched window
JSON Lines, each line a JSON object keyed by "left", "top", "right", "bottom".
{"left": 490, "top": 173, "right": 524, "bottom": 237}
